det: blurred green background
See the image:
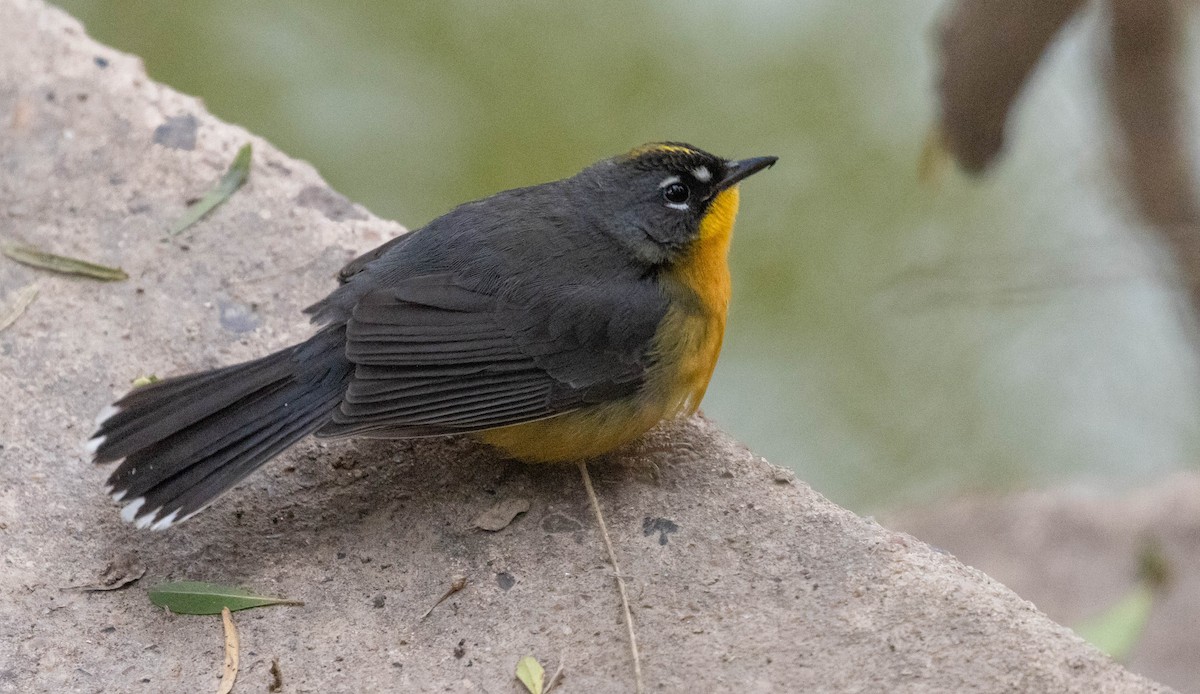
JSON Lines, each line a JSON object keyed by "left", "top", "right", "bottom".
{"left": 54, "top": 0, "right": 1200, "bottom": 511}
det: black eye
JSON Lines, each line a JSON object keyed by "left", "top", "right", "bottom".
{"left": 662, "top": 182, "right": 690, "bottom": 205}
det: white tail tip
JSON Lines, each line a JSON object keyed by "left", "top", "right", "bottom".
{"left": 84, "top": 435, "right": 106, "bottom": 456}
{"left": 119, "top": 497, "right": 146, "bottom": 524}
{"left": 149, "top": 510, "right": 180, "bottom": 531}
{"left": 94, "top": 403, "right": 120, "bottom": 428}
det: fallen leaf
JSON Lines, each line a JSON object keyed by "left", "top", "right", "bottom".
{"left": 419, "top": 574, "right": 468, "bottom": 620}
{"left": 268, "top": 658, "right": 283, "bottom": 693}
{"left": 1073, "top": 583, "right": 1154, "bottom": 662}
{"left": 70, "top": 553, "right": 146, "bottom": 592}
{"left": 148, "top": 581, "right": 303, "bottom": 615}
{"left": 2, "top": 244, "right": 128, "bottom": 281}
{"left": 216, "top": 607, "right": 239, "bottom": 694}
{"left": 1073, "top": 540, "right": 1172, "bottom": 662}
{"left": 472, "top": 498, "right": 531, "bottom": 531}
{"left": 515, "top": 655, "right": 545, "bottom": 694}
{"left": 0, "top": 283, "right": 38, "bottom": 333}
{"left": 169, "top": 143, "right": 252, "bottom": 236}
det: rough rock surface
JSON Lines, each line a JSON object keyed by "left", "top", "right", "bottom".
{"left": 0, "top": 1, "right": 1175, "bottom": 691}
{"left": 889, "top": 472, "right": 1200, "bottom": 694}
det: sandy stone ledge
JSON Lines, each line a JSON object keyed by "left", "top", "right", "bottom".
{"left": 890, "top": 472, "right": 1200, "bottom": 694}
{"left": 0, "top": 0, "right": 1175, "bottom": 691}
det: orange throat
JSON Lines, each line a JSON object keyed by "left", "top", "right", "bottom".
{"left": 672, "top": 186, "right": 738, "bottom": 319}
{"left": 477, "top": 186, "right": 740, "bottom": 463}
{"left": 655, "top": 185, "right": 738, "bottom": 413}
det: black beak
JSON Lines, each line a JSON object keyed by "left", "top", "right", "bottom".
{"left": 717, "top": 155, "right": 778, "bottom": 191}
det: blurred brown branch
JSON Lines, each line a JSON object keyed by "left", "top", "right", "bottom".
{"left": 1107, "top": 0, "right": 1200, "bottom": 285}
{"left": 937, "top": 0, "right": 1088, "bottom": 173}
{"left": 935, "top": 0, "right": 1200, "bottom": 303}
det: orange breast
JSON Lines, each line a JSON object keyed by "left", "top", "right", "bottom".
{"left": 651, "top": 186, "right": 738, "bottom": 412}
{"left": 478, "top": 187, "right": 740, "bottom": 462}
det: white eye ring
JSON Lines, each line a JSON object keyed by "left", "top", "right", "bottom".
{"left": 661, "top": 181, "right": 690, "bottom": 209}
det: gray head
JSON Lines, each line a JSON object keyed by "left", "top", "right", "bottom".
{"left": 569, "top": 142, "right": 777, "bottom": 265}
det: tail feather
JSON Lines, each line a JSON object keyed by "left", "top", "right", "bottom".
{"left": 90, "top": 325, "right": 352, "bottom": 529}
{"left": 93, "top": 359, "right": 293, "bottom": 463}
{"left": 107, "top": 378, "right": 296, "bottom": 500}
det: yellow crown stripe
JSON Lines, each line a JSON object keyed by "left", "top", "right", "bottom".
{"left": 625, "top": 142, "right": 698, "bottom": 159}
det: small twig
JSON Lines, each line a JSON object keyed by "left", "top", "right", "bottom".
{"left": 577, "top": 461, "right": 643, "bottom": 694}
{"left": 419, "top": 574, "right": 467, "bottom": 620}
{"left": 216, "top": 607, "right": 240, "bottom": 694}
{"left": 544, "top": 655, "right": 566, "bottom": 693}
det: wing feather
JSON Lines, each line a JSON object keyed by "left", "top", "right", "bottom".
{"left": 317, "top": 272, "right": 666, "bottom": 440}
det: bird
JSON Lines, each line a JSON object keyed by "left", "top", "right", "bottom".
{"left": 88, "top": 142, "right": 777, "bottom": 529}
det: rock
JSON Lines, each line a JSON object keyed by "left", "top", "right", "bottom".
{"left": 889, "top": 472, "right": 1200, "bottom": 693}
{"left": 0, "top": 0, "right": 1173, "bottom": 691}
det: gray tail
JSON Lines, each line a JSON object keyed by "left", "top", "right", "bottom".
{"left": 88, "top": 325, "right": 352, "bottom": 529}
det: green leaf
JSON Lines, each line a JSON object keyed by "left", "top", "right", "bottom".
{"left": 2, "top": 244, "right": 127, "bottom": 281}
{"left": 515, "top": 655, "right": 545, "bottom": 694}
{"left": 148, "top": 581, "right": 303, "bottom": 615}
{"left": 1073, "top": 583, "right": 1155, "bottom": 661}
{"left": 168, "top": 143, "right": 252, "bottom": 235}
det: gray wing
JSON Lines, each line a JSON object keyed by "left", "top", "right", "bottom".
{"left": 336, "top": 232, "right": 415, "bottom": 284}
{"left": 316, "top": 273, "right": 667, "bottom": 438}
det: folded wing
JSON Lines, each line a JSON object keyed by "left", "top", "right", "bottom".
{"left": 316, "top": 273, "right": 666, "bottom": 439}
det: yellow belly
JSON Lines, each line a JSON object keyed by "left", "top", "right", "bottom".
{"left": 477, "top": 187, "right": 739, "bottom": 462}
{"left": 476, "top": 397, "right": 674, "bottom": 462}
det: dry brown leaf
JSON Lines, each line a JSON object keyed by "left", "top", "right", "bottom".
{"left": 936, "top": 0, "right": 1088, "bottom": 172}
{"left": 419, "top": 574, "right": 468, "bottom": 620}
{"left": 0, "top": 283, "right": 38, "bottom": 333}
{"left": 471, "top": 498, "right": 531, "bottom": 531}
{"left": 217, "top": 607, "right": 239, "bottom": 694}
